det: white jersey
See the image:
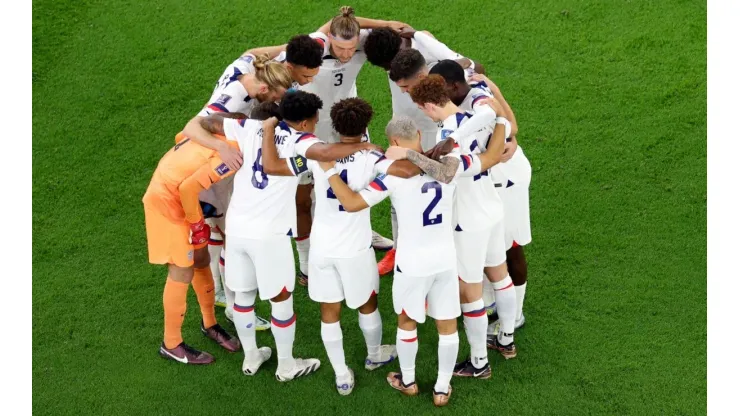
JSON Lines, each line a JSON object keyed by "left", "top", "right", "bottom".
{"left": 389, "top": 32, "right": 466, "bottom": 150}
{"left": 363, "top": 154, "right": 481, "bottom": 276}
{"left": 437, "top": 112, "right": 504, "bottom": 230}
{"left": 224, "top": 119, "right": 321, "bottom": 239}
{"left": 198, "top": 55, "right": 263, "bottom": 117}
{"left": 300, "top": 31, "right": 369, "bottom": 124}
{"left": 308, "top": 147, "right": 384, "bottom": 259}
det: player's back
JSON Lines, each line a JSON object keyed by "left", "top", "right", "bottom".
{"left": 225, "top": 120, "right": 307, "bottom": 239}
{"left": 309, "top": 148, "right": 383, "bottom": 258}
{"left": 198, "top": 55, "right": 258, "bottom": 117}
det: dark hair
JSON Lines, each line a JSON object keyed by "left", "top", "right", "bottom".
{"left": 428, "top": 59, "right": 466, "bottom": 85}
{"left": 250, "top": 102, "right": 281, "bottom": 121}
{"left": 389, "top": 48, "right": 426, "bottom": 82}
{"left": 279, "top": 91, "right": 323, "bottom": 122}
{"left": 364, "top": 28, "right": 402, "bottom": 70}
{"left": 286, "top": 34, "right": 323, "bottom": 69}
{"left": 409, "top": 74, "right": 450, "bottom": 106}
{"left": 330, "top": 98, "right": 373, "bottom": 137}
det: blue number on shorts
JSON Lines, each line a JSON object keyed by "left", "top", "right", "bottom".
{"left": 251, "top": 149, "right": 269, "bottom": 189}
{"left": 326, "top": 169, "right": 349, "bottom": 211}
{"left": 422, "top": 181, "right": 442, "bottom": 226}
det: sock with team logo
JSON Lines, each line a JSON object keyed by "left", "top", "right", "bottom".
{"left": 295, "top": 235, "right": 310, "bottom": 276}
{"left": 493, "top": 276, "right": 516, "bottom": 344}
{"left": 435, "top": 332, "right": 459, "bottom": 394}
{"left": 271, "top": 295, "right": 297, "bottom": 371}
{"left": 515, "top": 282, "right": 527, "bottom": 322}
{"left": 321, "top": 321, "right": 349, "bottom": 378}
{"left": 192, "top": 267, "right": 217, "bottom": 328}
{"left": 233, "top": 291, "right": 259, "bottom": 363}
{"left": 461, "top": 299, "right": 488, "bottom": 369}
{"left": 358, "top": 309, "right": 382, "bottom": 361}
{"left": 396, "top": 328, "right": 418, "bottom": 385}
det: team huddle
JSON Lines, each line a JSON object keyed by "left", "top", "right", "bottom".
{"left": 142, "top": 6, "right": 532, "bottom": 407}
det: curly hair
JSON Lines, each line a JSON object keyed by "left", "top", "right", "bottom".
{"left": 364, "top": 28, "right": 402, "bottom": 69}
{"left": 409, "top": 74, "right": 450, "bottom": 106}
{"left": 250, "top": 102, "right": 282, "bottom": 121}
{"left": 389, "top": 48, "right": 426, "bottom": 82}
{"left": 330, "top": 98, "right": 374, "bottom": 137}
{"left": 286, "top": 34, "right": 323, "bottom": 69}
{"left": 279, "top": 91, "right": 323, "bottom": 122}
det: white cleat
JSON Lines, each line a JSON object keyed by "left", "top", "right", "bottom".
{"left": 275, "top": 358, "right": 321, "bottom": 382}
{"left": 371, "top": 230, "right": 394, "bottom": 251}
{"left": 487, "top": 314, "right": 526, "bottom": 336}
{"left": 215, "top": 292, "right": 227, "bottom": 308}
{"left": 365, "top": 345, "right": 398, "bottom": 371}
{"left": 336, "top": 368, "right": 355, "bottom": 396}
{"left": 242, "top": 347, "right": 272, "bottom": 376}
{"left": 255, "top": 315, "right": 271, "bottom": 331}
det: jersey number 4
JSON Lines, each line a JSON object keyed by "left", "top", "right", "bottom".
{"left": 326, "top": 169, "right": 348, "bottom": 211}
{"left": 422, "top": 181, "right": 442, "bottom": 226}
{"left": 252, "top": 149, "right": 269, "bottom": 189}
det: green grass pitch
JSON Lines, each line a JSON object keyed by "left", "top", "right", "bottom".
{"left": 32, "top": 0, "right": 706, "bottom": 414}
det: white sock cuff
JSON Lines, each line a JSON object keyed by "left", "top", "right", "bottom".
{"left": 493, "top": 275, "right": 513, "bottom": 290}
{"left": 358, "top": 309, "right": 381, "bottom": 328}
{"left": 320, "top": 321, "right": 343, "bottom": 341}
{"left": 397, "top": 328, "right": 417, "bottom": 342}
{"left": 439, "top": 332, "right": 459, "bottom": 345}
{"left": 461, "top": 299, "right": 485, "bottom": 313}
{"left": 270, "top": 296, "right": 294, "bottom": 320}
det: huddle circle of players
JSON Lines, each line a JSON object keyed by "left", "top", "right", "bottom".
{"left": 143, "top": 6, "right": 532, "bottom": 408}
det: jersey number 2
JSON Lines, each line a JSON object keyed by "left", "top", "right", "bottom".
{"left": 326, "top": 169, "right": 348, "bottom": 211}
{"left": 251, "top": 149, "right": 269, "bottom": 189}
{"left": 422, "top": 181, "right": 442, "bottom": 226}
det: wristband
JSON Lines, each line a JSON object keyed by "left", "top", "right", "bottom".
{"left": 324, "top": 167, "right": 338, "bottom": 178}
{"left": 495, "top": 117, "right": 512, "bottom": 139}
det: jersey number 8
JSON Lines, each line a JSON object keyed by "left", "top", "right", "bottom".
{"left": 251, "top": 149, "right": 269, "bottom": 189}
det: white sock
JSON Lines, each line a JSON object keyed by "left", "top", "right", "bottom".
{"left": 493, "top": 276, "right": 516, "bottom": 344}
{"left": 435, "top": 332, "right": 459, "bottom": 394}
{"left": 270, "top": 296, "right": 296, "bottom": 371}
{"left": 390, "top": 205, "right": 398, "bottom": 249}
{"left": 233, "top": 291, "right": 259, "bottom": 362}
{"left": 220, "top": 249, "right": 235, "bottom": 310}
{"left": 461, "top": 299, "right": 488, "bottom": 369}
{"left": 321, "top": 321, "right": 349, "bottom": 378}
{"left": 358, "top": 309, "right": 382, "bottom": 361}
{"left": 295, "top": 236, "right": 310, "bottom": 276}
{"left": 482, "top": 279, "right": 496, "bottom": 313}
{"left": 515, "top": 282, "right": 527, "bottom": 321}
{"left": 396, "top": 328, "right": 418, "bottom": 385}
{"left": 207, "top": 235, "right": 223, "bottom": 294}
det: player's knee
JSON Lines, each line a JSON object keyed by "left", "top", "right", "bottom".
{"left": 436, "top": 319, "right": 457, "bottom": 335}
{"left": 320, "top": 303, "right": 342, "bottom": 323}
{"left": 295, "top": 186, "right": 313, "bottom": 214}
{"left": 397, "top": 313, "right": 417, "bottom": 331}
{"left": 168, "top": 264, "right": 194, "bottom": 284}
{"left": 271, "top": 289, "right": 292, "bottom": 303}
{"left": 358, "top": 294, "right": 378, "bottom": 314}
{"left": 485, "top": 263, "right": 509, "bottom": 282}
{"left": 193, "top": 247, "right": 211, "bottom": 269}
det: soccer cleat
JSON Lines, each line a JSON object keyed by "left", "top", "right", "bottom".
{"left": 336, "top": 368, "right": 355, "bottom": 396}
{"left": 487, "top": 314, "right": 526, "bottom": 336}
{"left": 386, "top": 372, "right": 419, "bottom": 396}
{"left": 255, "top": 314, "right": 271, "bottom": 331}
{"left": 433, "top": 385, "right": 453, "bottom": 407}
{"left": 453, "top": 359, "right": 491, "bottom": 379}
{"left": 201, "top": 322, "right": 241, "bottom": 352}
{"left": 159, "top": 342, "right": 214, "bottom": 365}
{"left": 371, "top": 230, "right": 394, "bottom": 251}
{"left": 297, "top": 271, "right": 308, "bottom": 287}
{"left": 275, "top": 358, "right": 321, "bottom": 382}
{"left": 377, "top": 248, "right": 396, "bottom": 276}
{"left": 214, "top": 292, "right": 227, "bottom": 308}
{"left": 487, "top": 334, "right": 517, "bottom": 359}
{"left": 365, "top": 345, "right": 397, "bottom": 371}
{"left": 242, "top": 347, "right": 273, "bottom": 375}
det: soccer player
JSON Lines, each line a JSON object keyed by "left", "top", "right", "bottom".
{"left": 410, "top": 74, "right": 518, "bottom": 360}
{"left": 306, "top": 98, "right": 403, "bottom": 395}
{"left": 143, "top": 128, "right": 243, "bottom": 365}
{"left": 198, "top": 91, "right": 379, "bottom": 381}
{"left": 317, "top": 115, "right": 506, "bottom": 407}
{"left": 428, "top": 62, "right": 532, "bottom": 335}
{"left": 294, "top": 7, "right": 403, "bottom": 285}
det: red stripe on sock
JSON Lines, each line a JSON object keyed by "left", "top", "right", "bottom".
{"left": 494, "top": 282, "right": 515, "bottom": 291}
{"left": 463, "top": 309, "right": 486, "bottom": 318}
{"left": 295, "top": 234, "right": 310, "bottom": 242}
{"left": 401, "top": 337, "right": 417, "bottom": 343}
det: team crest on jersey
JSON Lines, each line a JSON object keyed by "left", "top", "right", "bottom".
{"left": 216, "top": 163, "right": 230, "bottom": 176}
{"left": 441, "top": 129, "right": 454, "bottom": 140}
{"left": 240, "top": 55, "right": 254, "bottom": 63}
{"left": 215, "top": 94, "right": 231, "bottom": 106}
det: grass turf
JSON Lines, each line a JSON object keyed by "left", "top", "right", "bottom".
{"left": 32, "top": 0, "right": 706, "bottom": 414}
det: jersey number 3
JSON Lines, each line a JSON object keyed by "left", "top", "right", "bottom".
{"left": 252, "top": 149, "right": 269, "bottom": 189}
{"left": 422, "top": 181, "right": 442, "bottom": 226}
{"left": 334, "top": 73, "right": 343, "bottom": 86}
{"left": 326, "top": 169, "right": 349, "bottom": 211}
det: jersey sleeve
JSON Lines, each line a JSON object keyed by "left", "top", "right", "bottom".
{"left": 179, "top": 152, "right": 237, "bottom": 223}
{"left": 359, "top": 174, "right": 393, "bottom": 207}
{"left": 222, "top": 118, "right": 254, "bottom": 144}
{"left": 373, "top": 155, "right": 393, "bottom": 175}
{"left": 200, "top": 82, "right": 249, "bottom": 116}
{"left": 470, "top": 87, "right": 494, "bottom": 109}
{"left": 310, "top": 32, "right": 330, "bottom": 55}
{"left": 448, "top": 105, "right": 496, "bottom": 142}
{"left": 451, "top": 153, "right": 482, "bottom": 178}
{"left": 294, "top": 133, "right": 324, "bottom": 157}
{"left": 413, "top": 31, "right": 462, "bottom": 61}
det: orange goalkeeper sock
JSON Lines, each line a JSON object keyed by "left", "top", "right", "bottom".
{"left": 163, "top": 277, "right": 189, "bottom": 349}
{"left": 192, "top": 267, "right": 217, "bottom": 328}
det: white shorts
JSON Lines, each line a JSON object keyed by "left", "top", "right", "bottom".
{"left": 308, "top": 247, "right": 379, "bottom": 309}
{"left": 224, "top": 234, "right": 295, "bottom": 299}
{"left": 393, "top": 269, "right": 461, "bottom": 324}
{"left": 494, "top": 146, "right": 532, "bottom": 249}
{"left": 455, "top": 221, "right": 507, "bottom": 283}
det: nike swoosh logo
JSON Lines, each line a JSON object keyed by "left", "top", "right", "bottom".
{"left": 161, "top": 348, "right": 188, "bottom": 364}
{"left": 473, "top": 369, "right": 487, "bottom": 377}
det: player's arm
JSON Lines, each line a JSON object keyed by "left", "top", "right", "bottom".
{"left": 301, "top": 141, "right": 381, "bottom": 162}
{"left": 316, "top": 17, "right": 407, "bottom": 34}
{"left": 244, "top": 44, "right": 286, "bottom": 59}
{"left": 383, "top": 160, "right": 422, "bottom": 178}
{"left": 384, "top": 146, "right": 460, "bottom": 184}
{"left": 321, "top": 161, "right": 371, "bottom": 212}
{"left": 476, "top": 118, "right": 510, "bottom": 171}
{"left": 184, "top": 107, "right": 248, "bottom": 171}
{"left": 260, "top": 118, "right": 308, "bottom": 176}
{"left": 471, "top": 74, "right": 517, "bottom": 135}
{"left": 447, "top": 99, "right": 504, "bottom": 144}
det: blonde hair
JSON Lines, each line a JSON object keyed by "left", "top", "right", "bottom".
{"left": 252, "top": 54, "right": 293, "bottom": 91}
{"left": 330, "top": 6, "right": 360, "bottom": 40}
